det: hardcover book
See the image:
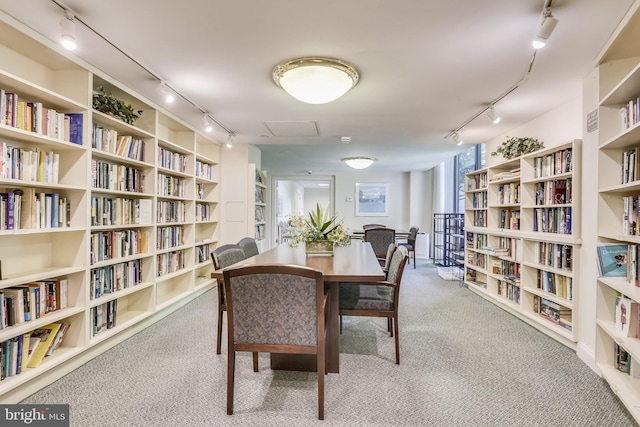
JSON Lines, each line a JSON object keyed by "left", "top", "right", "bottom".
{"left": 26, "top": 323, "right": 61, "bottom": 368}
{"left": 597, "top": 244, "right": 629, "bottom": 277}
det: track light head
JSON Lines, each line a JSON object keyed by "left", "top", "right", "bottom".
{"left": 202, "top": 114, "right": 213, "bottom": 133}
{"left": 452, "top": 132, "right": 463, "bottom": 146}
{"left": 158, "top": 82, "right": 175, "bottom": 103}
{"left": 60, "top": 11, "right": 77, "bottom": 51}
{"left": 533, "top": 8, "right": 558, "bottom": 49}
{"left": 226, "top": 133, "right": 235, "bottom": 148}
{"left": 487, "top": 106, "right": 501, "bottom": 124}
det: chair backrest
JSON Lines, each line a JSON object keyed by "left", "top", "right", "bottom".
{"left": 387, "top": 245, "right": 409, "bottom": 290}
{"left": 384, "top": 243, "right": 397, "bottom": 270}
{"left": 223, "top": 264, "right": 324, "bottom": 347}
{"left": 363, "top": 223, "right": 386, "bottom": 230}
{"left": 364, "top": 227, "right": 396, "bottom": 258}
{"left": 238, "top": 237, "right": 259, "bottom": 259}
{"left": 407, "top": 226, "right": 419, "bottom": 244}
{"left": 211, "top": 244, "right": 246, "bottom": 270}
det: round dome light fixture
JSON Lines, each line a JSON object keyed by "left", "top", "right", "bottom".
{"left": 273, "top": 57, "right": 359, "bottom": 104}
{"left": 342, "top": 157, "right": 375, "bottom": 169}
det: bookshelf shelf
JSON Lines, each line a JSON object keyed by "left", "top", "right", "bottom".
{"left": 464, "top": 140, "right": 581, "bottom": 346}
{"left": 0, "top": 21, "right": 221, "bottom": 402}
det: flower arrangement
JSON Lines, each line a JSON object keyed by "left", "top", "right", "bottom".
{"left": 491, "top": 136, "right": 544, "bottom": 160}
{"left": 289, "top": 203, "right": 351, "bottom": 248}
{"left": 93, "top": 86, "right": 143, "bottom": 125}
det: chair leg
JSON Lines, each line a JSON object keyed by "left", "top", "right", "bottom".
{"left": 227, "top": 349, "right": 235, "bottom": 415}
{"left": 318, "top": 350, "right": 325, "bottom": 420}
{"left": 339, "top": 315, "right": 342, "bottom": 334}
{"left": 412, "top": 250, "right": 416, "bottom": 268}
{"left": 394, "top": 315, "right": 400, "bottom": 365}
{"left": 216, "top": 308, "right": 224, "bottom": 355}
{"left": 388, "top": 317, "right": 393, "bottom": 337}
{"left": 252, "top": 352, "right": 259, "bottom": 372}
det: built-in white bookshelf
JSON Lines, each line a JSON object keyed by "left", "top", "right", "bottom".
{"left": 464, "top": 140, "right": 582, "bottom": 348}
{"left": 0, "top": 19, "right": 220, "bottom": 402}
{"left": 594, "top": 37, "right": 640, "bottom": 421}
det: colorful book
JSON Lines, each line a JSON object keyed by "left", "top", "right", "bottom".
{"left": 597, "top": 244, "right": 629, "bottom": 277}
{"left": 26, "top": 323, "right": 61, "bottom": 368}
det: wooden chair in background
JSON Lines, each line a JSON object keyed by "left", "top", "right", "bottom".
{"left": 398, "top": 226, "right": 419, "bottom": 268}
{"left": 339, "top": 246, "right": 409, "bottom": 364}
{"left": 223, "top": 264, "right": 329, "bottom": 420}
{"left": 364, "top": 227, "right": 396, "bottom": 266}
{"left": 238, "top": 236, "right": 259, "bottom": 258}
{"left": 211, "top": 244, "right": 246, "bottom": 355}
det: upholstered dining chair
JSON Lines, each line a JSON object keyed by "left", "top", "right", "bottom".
{"left": 339, "top": 245, "right": 409, "bottom": 364}
{"left": 211, "top": 244, "right": 246, "bottom": 355}
{"left": 364, "top": 227, "right": 396, "bottom": 266}
{"left": 238, "top": 236, "right": 259, "bottom": 258}
{"left": 363, "top": 223, "right": 386, "bottom": 230}
{"left": 382, "top": 243, "right": 397, "bottom": 279}
{"left": 223, "top": 264, "right": 328, "bottom": 420}
{"left": 398, "top": 226, "right": 419, "bottom": 268}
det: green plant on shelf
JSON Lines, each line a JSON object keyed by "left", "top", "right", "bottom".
{"left": 93, "top": 86, "right": 143, "bottom": 125}
{"left": 491, "top": 136, "right": 544, "bottom": 160}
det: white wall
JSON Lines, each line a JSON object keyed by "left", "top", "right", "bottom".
{"left": 303, "top": 188, "right": 331, "bottom": 214}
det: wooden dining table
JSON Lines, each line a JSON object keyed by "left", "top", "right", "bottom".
{"left": 210, "top": 240, "right": 385, "bottom": 373}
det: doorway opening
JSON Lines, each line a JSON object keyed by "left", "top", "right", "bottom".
{"left": 271, "top": 175, "right": 334, "bottom": 246}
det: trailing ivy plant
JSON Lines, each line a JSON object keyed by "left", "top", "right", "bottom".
{"left": 491, "top": 136, "right": 544, "bottom": 160}
{"left": 92, "top": 86, "right": 143, "bottom": 125}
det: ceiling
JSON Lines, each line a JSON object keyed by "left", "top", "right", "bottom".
{"left": 0, "top": 0, "right": 635, "bottom": 173}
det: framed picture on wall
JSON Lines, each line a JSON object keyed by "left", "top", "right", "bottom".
{"left": 355, "top": 183, "right": 389, "bottom": 216}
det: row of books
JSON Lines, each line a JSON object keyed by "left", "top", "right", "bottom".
{"left": 195, "top": 203, "right": 211, "bottom": 222}
{"left": 255, "top": 169, "right": 266, "bottom": 185}
{"left": 256, "top": 224, "right": 265, "bottom": 240}
{"left": 157, "top": 173, "right": 185, "bottom": 198}
{"left": 91, "top": 195, "right": 152, "bottom": 227}
{"left": 537, "top": 270, "right": 573, "bottom": 301}
{"left": 91, "top": 123, "right": 145, "bottom": 161}
{"left": 498, "top": 208, "right": 520, "bottom": 230}
{"left": 157, "top": 147, "right": 187, "bottom": 173}
{"left": 466, "top": 252, "right": 487, "bottom": 269}
{"left": 537, "top": 242, "right": 573, "bottom": 271}
{"left": 156, "top": 250, "right": 186, "bottom": 276}
{"left": 466, "top": 173, "right": 487, "bottom": 191}
{"left": 497, "top": 277, "right": 520, "bottom": 304}
{"left": 91, "top": 160, "right": 145, "bottom": 193}
{"left": 532, "top": 206, "right": 572, "bottom": 234}
{"left": 90, "top": 229, "right": 149, "bottom": 265}
{"left": 614, "top": 343, "right": 640, "bottom": 378}
{"left": 533, "top": 295, "right": 572, "bottom": 331}
{"left": 0, "top": 143, "right": 60, "bottom": 183}
{"left": 497, "top": 182, "right": 520, "bottom": 205}
{"left": 622, "top": 195, "right": 640, "bottom": 236}
{"left": 465, "top": 268, "right": 487, "bottom": 288}
{"left": 255, "top": 206, "right": 264, "bottom": 223}
{"left": 90, "top": 260, "right": 143, "bottom": 300}
{"left": 490, "top": 168, "right": 520, "bottom": 181}
{"left": 196, "top": 183, "right": 206, "bottom": 201}
{"left": 11, "top": 189, "right": 71, "bottom": 230}
{"left": 620, "top": 97, "right": 640, "bottom": 132}
{"left": 157, "top": 225, "right": 184, "bottom": 250}
{"left": 533, "top": 148, "right": 572, "bottom": 179}
{"left": 471, "top": 191, "right": 487, "bottom": 209}
{"left": 472, "top": 210, "right": 487, "bottom": 227}
{"left": 157, "top": 200, "right": 186, "bottom": 224}
{"left": 1, "top": 322, "right": 70, "bottom": 379}
{"left": 465, "top": 232, "right": 487, "bottom": 250}
{"left": 622, "top": 147, "right": 640, "bottom": 185}
{"left": 196, "top": 243, "right": 210, "bottom": 264}
{"left": 1, "top": 90, "right": 82, "bottom": 144}
{"left": 92, "top": 300, "right": 117, "bottom": 337}
{"left": 255, "top": 187, "right": 265, "bottom": 203}
{"left": 195, "top": 161, "right": 213, "bottom": 180}
{"left": 534, "top": 178, "right": 572, "bottom": 206}
{"left": 490, "top": 259, "right": 520, "bottom": 277}
{"left": 1, "top": 279, "right": 68, "bottom": 329}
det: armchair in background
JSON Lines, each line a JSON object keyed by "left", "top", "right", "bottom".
{"left": 364, "top": 227, "right": 396, "bottom": 266}
{"left": 398, "top": 226, "right": 419, "bottom": 268}
{"left": 211, "top": 244, "right": 246, "bottom": 355}
{"left": 238, "top": 236, "right": 259, "bottom": 258}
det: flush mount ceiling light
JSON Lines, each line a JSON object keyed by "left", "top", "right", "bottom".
{"left": 487, "top": 106, "right": 501, "bottom": 124}
{"left": 273, "top": 57, "right": 359, "bottom": 104}
{"left": 342, "top": 157, "right": 375, "bottom": 169}
{"left": 533, "top": 7, "right": 559, "bottom": 49}
{"left": 60, "top": 10, "right": 77, "bottom": 51}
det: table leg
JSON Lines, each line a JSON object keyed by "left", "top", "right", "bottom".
{"left": 326, "top": 281, "right": 339, "bottom": 373}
